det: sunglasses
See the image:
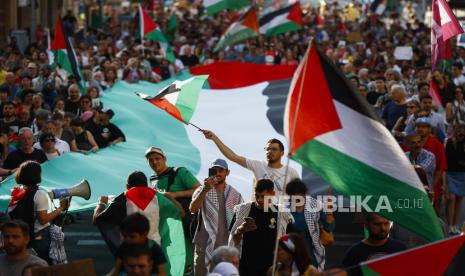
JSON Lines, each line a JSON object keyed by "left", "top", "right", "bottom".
{"left": 45, "top": 138, "right": 56, "bottom": 142}
{"left": 407, "top": 106, "right": 416, "bottom": 108}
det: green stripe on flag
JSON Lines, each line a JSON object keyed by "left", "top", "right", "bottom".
{"left": 214, "top": 28, "right": 258, "bottom": 52}
{"left": 157, "top": 193, "right": 186, "bottom": 276}
{"left": 264, "top": 21, "right": 302, "bottom": 37}
{"left": 176, "top": 75, "right": 209, "bottom": 123}
{"left": 145, "top": 29, "right": 168, "bottom": 43}
{"left": 292, "top": 139, "right": 444, "bottom": 242}
{"left": 360, "top": 265, "right": 380, "bottom": 276}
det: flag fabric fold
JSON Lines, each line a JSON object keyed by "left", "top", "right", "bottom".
{"left": 359, "top": 235, "right": 465, "bottom": 275}
{"left": 139, "top": 5, "right": 175, "bottom": 63}
{"left": 431, "top": 0, "right": 464, "bottom": 70}
{"left": 136, "top": 75, "right": 208, "bottom": 124}
{"left": 203, "top": 0, "right": 252, "bottom": 16}
{"left": 284, "top": 43, "right": 444, "bottom": 242}
{"left": 259, "top": 2, "right": 303, "bottom": 37}
{"left": 214, "top": 7, "right": 259, "bottom": 52}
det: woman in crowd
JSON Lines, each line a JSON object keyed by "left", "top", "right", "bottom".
{"left": 7, "top": 161, "right": 68, "bottom": 263}
{"left": 70, "top": 118, "right": 99, "bottom": 154}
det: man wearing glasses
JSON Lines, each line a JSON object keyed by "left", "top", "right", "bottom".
{"left": 202, "top": 130, "right": 300, "bottom": 195}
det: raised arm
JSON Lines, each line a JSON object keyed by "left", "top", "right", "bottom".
{"left": 201, "top": 130, "right": 247, "bottom": 168}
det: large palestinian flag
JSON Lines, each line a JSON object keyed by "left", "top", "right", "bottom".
{"left": 96, "top": 186, "right": 185, "bottom": 276}
{"left": 214, "top": 6, "right": 259, "bottom": 52}
{"left": 259, "top": 2, "right": 303, "bottom": 37}
{"left": 139, "top": 5, "right": 175, "bottom": 63}
{"left": 51, "top": 16, "right": 84, "bottom": 89}
{"left": 203, "top": 0, "right": 252, "bottom": 15}
{"left": 359, "top": 235, "right": 465, "bottom": 275}
{"left": 283, "top": 43, "right": 443, "bottom": 242}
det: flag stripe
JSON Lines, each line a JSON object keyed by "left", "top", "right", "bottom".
{"left": 318, "top": 50, "right": 379, "bottom": 119}
{"left": 148, "top": 98, "right": 184, "bottom": 122}
{"left": 259, "top": 4, "right": 295, "bottom": 25}
{"left": 174, "top": 76, "right": 207, "bottom": 123}
{"left": 316, "top": 100, "right": 424, "bottom": 191}
{"left": 292, "top": 139, "right": 443, "bottom": 241}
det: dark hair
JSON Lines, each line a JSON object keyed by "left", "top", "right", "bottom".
{"left": 255, "top": 179, "right": 274, "bottom": 193}
{"left": 120, "top": 243, "right": 153, "bottom": 262}
{"left": 51, "top": 112, "right": 64, "bottom": 121}
{"left": 70, "top": 118, "right": 84, "bottom": 127}
{"left": 64, "top": 112, "right": 76, "bottom": 120}
{"left": 453, "top": 62, "right": 464, "bottom": 70}
{"left": 15, "top": 161, "right": 41, "bottom": 186}
{"left": 267, "top": 138, "right": 284, "bottom": 151}
{"left": 3, "top": 101, "right": 16, "bottom": 108}
{"left": 80, "top": 94, "right": 92, "bottom": 103}
{"left": 120, "top": 213, "right": 150, "bottom": 235}
{"left": 279, "top": 233, "right": 312, "bottom": 273}
{"left": 417, "top": 82, "right": 429, "bottom": 90}
{"left": 419, "top": 94, "right": 432, "bottom": 102}
{"left": 1, "top": 219, "right": 30, "bottom": 237}
{"left": 375, "top": 76, "right": 386, "bottom": 82}
{"left": 286, "top": 178, "right": 308, "bottom": 195}
{"left": 127, "top": 171, "right": 148, "bottom": 188}
{"left": 39, "top": 131, "right": 55, "bottom": 144}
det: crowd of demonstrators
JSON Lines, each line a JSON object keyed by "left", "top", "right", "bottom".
{"left": 2, "top": 1, "right": 465, "bottom": 275}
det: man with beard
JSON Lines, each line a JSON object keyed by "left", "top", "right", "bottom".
{"left": 1, "top": 101, "right": 25, "bottom": 135}
{"left": 342, "top": 213, "right": 406, "bottom": 268}
{"left": 64, "top": 84, "right": 81, "bottom": 115}
{"left": 0, "top": 220, "right": 48, "bottom": 275}
{"left": 202, "top": 130, "right": 300, "bottom": 195}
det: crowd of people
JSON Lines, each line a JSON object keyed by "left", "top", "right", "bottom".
{"left": 0, "top": 0, "right": 465, "bottom": 275}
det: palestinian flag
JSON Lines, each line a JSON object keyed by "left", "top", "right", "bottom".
{"left": 214, "top": 7, "right": 259, "bottom": 52}
{"left": 283, "top": 43, "right": 443, "bottom": 242}
{"left": 95, "top": 186, "right": 185, "bottom": 276}
{"left": 359, "top": 235, "right": 465, "bottom": 275}
{"left": 51, "top": 16, "right": 84, "bottom": 90}
{"left": 203, "top": 0, "right": 252, "bottom": 16}
{"left": 259, "top": 2, "right": 303, "bottom": 37}
{"left": 136, "top": 75, "right": 208, "bottom": 124}
{"left": 139, "top": 5, "right": 175, "bottom": 63}
{"left": 164, "top": 13, "right": 177, "bottom": 41}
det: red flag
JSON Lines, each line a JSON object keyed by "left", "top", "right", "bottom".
{"left": 431, "top": 0, "right": 464, "bottom": 71}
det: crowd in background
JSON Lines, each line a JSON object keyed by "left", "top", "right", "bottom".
{"left": 0, "top": 1, "right": 464, "bottom": 275}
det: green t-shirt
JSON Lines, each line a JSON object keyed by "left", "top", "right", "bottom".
{"left": 155, "top": 167, "right": 198, "bottom": 192}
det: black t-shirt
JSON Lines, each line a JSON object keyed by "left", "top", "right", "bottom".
{"left": 231, "top": 204, "right": 292, "bottom": 276}
{"left": 342, "top": 239, "right": 407, "bottom": 269}
{"left": 1, "top": 119, "right": 26, "bottom": 135}
{"left": 84, "top": 119, "right": 104, "bottom": 147}
{"left": 4, "top": 148, "right": 48, "bottom": 169}
{"left": 180, "top": 55, "right": 199, "bottom": 67}
{"left": 446, "top": 140, "right": 465, "bottom": 171}
{"left": 366, "top": 91, "right": 384, "bottom": 105}
{"left": 98, "top": 123, "right": 125, "bottom": 148}
{"left": 116, "top": 241, "right": 166, "bottom": 274}
{"left": 64, "top": 99, "right": 80, "bottom": 115}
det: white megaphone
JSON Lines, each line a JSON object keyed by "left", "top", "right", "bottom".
{"left": 48, "top": 179, "right": 91, "bottom": 200}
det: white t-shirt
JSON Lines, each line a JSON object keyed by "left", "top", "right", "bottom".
{"left": 33, "top": 190, "right": 50, "bottom": 233}
{"left": 246, "top": 159, "right": 300, "bottom": 194}
{"left": 33, "top": 137, "right": 70, "bottom": 155}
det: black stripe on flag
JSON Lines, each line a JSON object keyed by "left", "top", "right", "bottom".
{"left": 317, "top": 48, "right": 381, "bottom": 121}
{"left": 259, "top": 4, "right": 295, "bottom": 26}
{"left": 65, "top": 37, "right": 82, "bottom": 83}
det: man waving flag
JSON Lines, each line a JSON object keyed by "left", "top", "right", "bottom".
{"left": 284, "top": 42, "right": 443, "bottom": 242}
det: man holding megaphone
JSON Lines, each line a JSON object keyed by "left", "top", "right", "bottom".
{"left": 7, "top": 161, "right": 70, "bottom": 264}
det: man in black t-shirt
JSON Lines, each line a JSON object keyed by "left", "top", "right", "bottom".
{"left": 97, "top": 108, "right": 125, "bottom": 148}
{"left": 342, "top": 213, "right": 407, "bottom": 270}
{"left": 3, "top": 127, "right": 47, "bottom": 170}
{"left": 229, "top": 179, "right": 293, "bottom": 276}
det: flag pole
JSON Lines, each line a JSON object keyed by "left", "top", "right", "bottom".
{"left": 271, "top": 41, "right": 312, "bottom": 276}
{"left": 189, "top": 122, "right": 203, "bottom": 131}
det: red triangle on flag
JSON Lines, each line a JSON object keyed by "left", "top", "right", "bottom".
{"left": 364, "top": 235, "right": 465, "bottom": 275}
{"left": 241, "top": 7, "right": 260, "bottom": 33}
{"left": 287, "top": 2, "right": 303, "bottom": 26}
{"left": 139, "top": 5, "right": 159, "bottom": 37}
{"left": 125, "top": 187, "right": 156, "bottom": 211}
{"left": 51, "top": 16, "right": 66, "bottom": 51}
{"left": 285, "top": 43, "right": 342, "bottom": 154}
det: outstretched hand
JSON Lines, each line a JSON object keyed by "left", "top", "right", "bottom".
{"left": 201, "top": 129, "right": 216, "bottom": 140}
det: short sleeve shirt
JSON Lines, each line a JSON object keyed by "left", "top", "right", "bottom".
{"left": 152, "top": 167, "right": 198, "bottom": 192}
{"left": 0, "top": 254, "right": 48, "bottom": 276}
{"left": 33, "top": 190, "right": 50, "bottom": 233}
{"left": 245, "top": 159, "right": 300, "bottom": 194}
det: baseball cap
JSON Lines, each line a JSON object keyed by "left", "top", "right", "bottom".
{"left": 145, "top": 146, "right": 165, "bottom": 158}
{"left": 415, "top": 117, "right": 432, "bottom": 126}
{"left": 210, "top": 158, "right": 228, "bottom": 170}
{"left": 100, "top": 107, "right": 115, "bottom": 119}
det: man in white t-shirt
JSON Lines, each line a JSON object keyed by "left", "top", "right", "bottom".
{"left": 202, "top": 130, "right": 300, "bottom": 194}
